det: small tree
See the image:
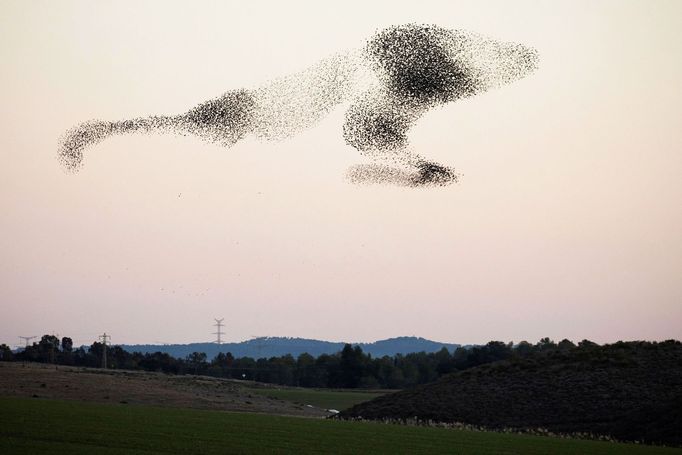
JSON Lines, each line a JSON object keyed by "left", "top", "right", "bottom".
{"left": 515, "top": 340, "right": 534, "bottom": 357}
{"left": 186, "top": 352, "right": 207, "bottom": 375}
{"left": 296, "top": 353, "right": 316, "bottom": 387}
{"left": 61, "top": 337, "right": 73, "bottom": 352}
{"left": 537, "top": 337, "right": 557, "bottom": 351}
{"left": 211, "top": 352, "right": 235, "bottom": 378}
{"left": 39, "top": 335, "right": 60, "bottom": 363}
{"left": 557, "top": 339, "right": 576, "bottom": 351}
{"left": 578, "top": 339, "right": 598, "bottom": 348}
{"left": 0, "top": 344, "right": 13, "bottom": 361}
{"left": 338, "top": 344, "right": 366, "bottom": 388}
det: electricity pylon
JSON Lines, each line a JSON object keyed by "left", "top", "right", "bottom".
{"left": 213, "top": 319, "right": 225, "bottom": 344}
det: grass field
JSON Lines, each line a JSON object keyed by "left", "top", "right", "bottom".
{"left": 1, "top": 397, "right": 680, "bottom": 454}
{"left": 248, "top": 388, "right": 386, "bottom": 410}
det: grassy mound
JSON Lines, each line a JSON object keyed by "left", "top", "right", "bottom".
{"left": 340, "top": 341, "right": 682, "bottom": 446}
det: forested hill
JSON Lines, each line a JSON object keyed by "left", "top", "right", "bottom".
{"left": 121, "top": 336, "right": 460, "bottom": 359}
{"left": 339, "top": 340, "right": 682, "bottom": 446}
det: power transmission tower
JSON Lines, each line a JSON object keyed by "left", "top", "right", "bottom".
{"left": 251, "top": 335, "right": 268, "bottom": 359}
{"left": 18, "top": 336, "right": 37, "bottom": 347}
{"left": 99, "top": 333, "right": 110, "bottom": 369}
{"left": 213, "top": 319, "right": 225, "bottom": 344}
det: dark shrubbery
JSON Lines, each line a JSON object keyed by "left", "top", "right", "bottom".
{"left": 340, "top": 340, "right": 682, "bottom": 447}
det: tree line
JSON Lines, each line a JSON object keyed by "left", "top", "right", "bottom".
{"left": 1, "top": 335, "right": 594, "bottom": 389}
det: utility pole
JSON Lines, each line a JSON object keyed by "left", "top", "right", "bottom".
{"left": 99, "top": 333, "right": 110, "bottom": 369}
{"left": 18, "top": 336, "right": 37, "bottom": 348}
{"left": 213, "top": 319, "right": 225, "bottom": 344}
{"left": 49, "top": 333, "right": 59, "bottom": 364}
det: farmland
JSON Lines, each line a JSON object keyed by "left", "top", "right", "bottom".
{"left": 2, "top": 397, "right": 680, "bottom": 455}
{"left": 248, "top": 387, "right": 386, "bottom": 411}
{"left": 0, "top": 362, "right": 328, "bottom": 417}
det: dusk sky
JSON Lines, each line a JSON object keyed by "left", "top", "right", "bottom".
{"left": 1, "top": 0, "right": 681, "bottom": 348}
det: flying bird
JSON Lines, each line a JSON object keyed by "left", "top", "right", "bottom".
{"left": 58, "top": 24, "right": 538, "bottom": 187}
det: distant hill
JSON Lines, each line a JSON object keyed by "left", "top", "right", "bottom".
{"left": 120, "top": 336, "right": 460, "bottom": 359}
{"left": 340, "top": 340, "right": 682, "bottom": 446}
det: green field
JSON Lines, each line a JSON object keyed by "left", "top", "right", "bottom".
{"left": 248, "top": 388, "right": 386, "bottom": 410}
{"left": 1, "top": 397, "right": 680, "bottom": 454}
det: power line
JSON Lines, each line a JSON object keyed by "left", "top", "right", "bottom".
{"left": 213, "top": 319, "right": 225, "bottom": 344}
{"left": 99, "top": 333, "right": 110, "bottom": 369}
{"left": 18, "top": 336, "right": 37, "bottom": 347}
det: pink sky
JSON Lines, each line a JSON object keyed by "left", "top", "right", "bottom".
{"left": 1, "top": 0, "right": 681, "bottom": 347}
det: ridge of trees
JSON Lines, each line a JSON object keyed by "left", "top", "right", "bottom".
{"left": 1, "top": 336, "right": 674, "bottom": 389}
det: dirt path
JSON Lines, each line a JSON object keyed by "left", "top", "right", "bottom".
{"left": 0, "top": 362, "right": 329, "bottom": 417}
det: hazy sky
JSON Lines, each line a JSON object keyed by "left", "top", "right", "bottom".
{"left": 1, "top": 0, "right": 681, "bottom": 347}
